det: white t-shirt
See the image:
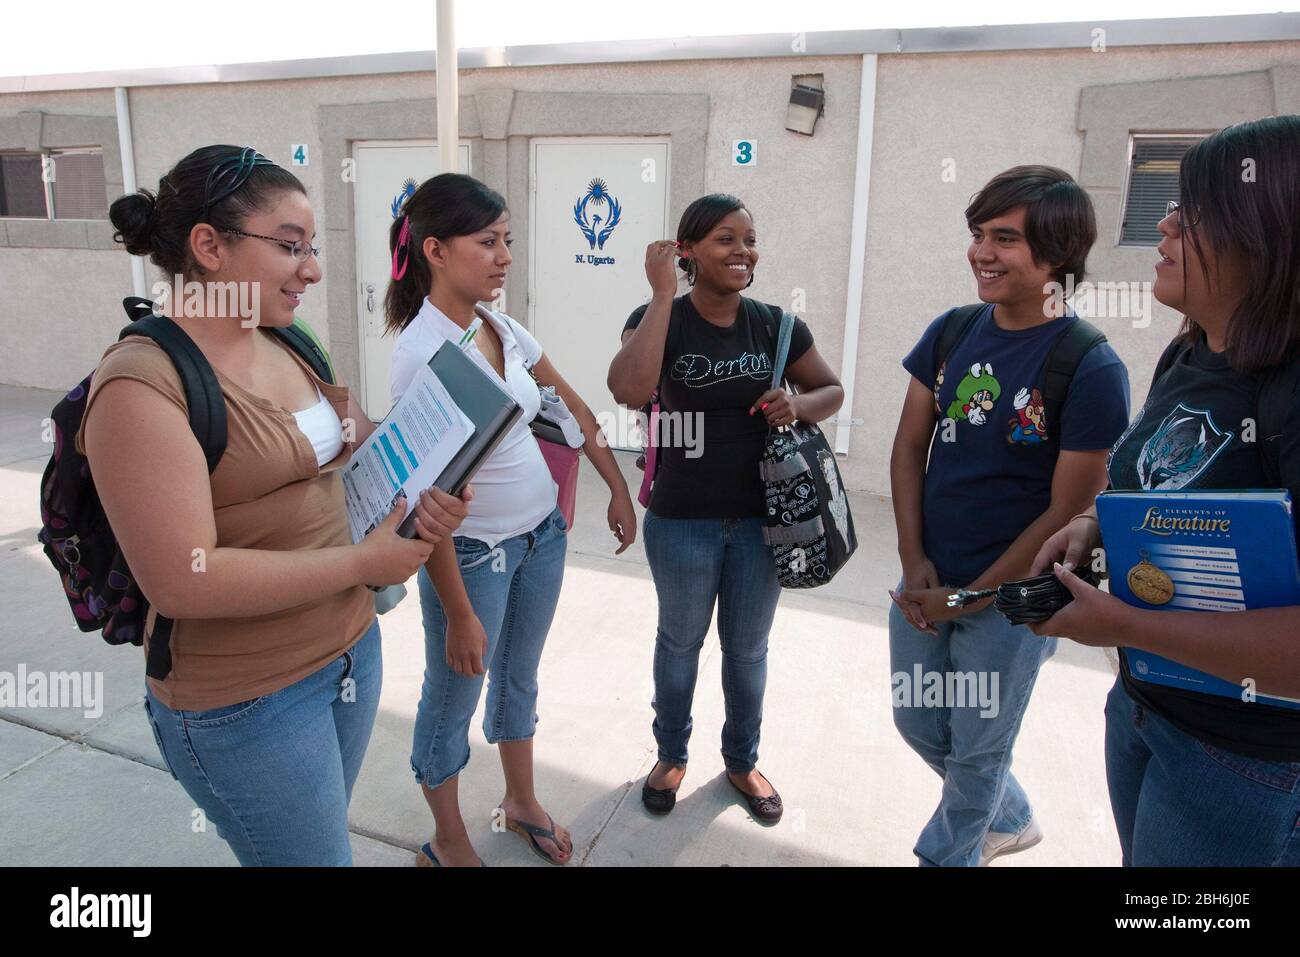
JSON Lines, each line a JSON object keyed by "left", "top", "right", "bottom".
{"left": 389, "top": 297, "right": 557, "bottom": 547}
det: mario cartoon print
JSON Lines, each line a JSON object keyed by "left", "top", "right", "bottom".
{"left": 945, "top": 362, "right": 1001, "bottom": 426}
{"left": 1007, "top": 386, "right": 1048, "bottom": 445}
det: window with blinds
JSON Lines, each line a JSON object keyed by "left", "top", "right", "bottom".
{"left": 1119, "top": 135, "right": 1204, "bottom": 246}
{"left": 51, "top": 151, "right": 109, "bottom": 220}
{"left": 0, "top": 149, "right": 108, "bottom": 220}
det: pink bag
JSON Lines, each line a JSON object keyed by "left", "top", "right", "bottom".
{"left": 637, "top": 397, "right": 660, "bottom": 508}
{"left": 538, "top": 438, "right": 580, "bottom": 530}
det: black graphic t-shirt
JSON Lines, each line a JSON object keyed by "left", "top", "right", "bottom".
{"left": 1107, "top": 334, "right": 1300, "bottom": 761}
{"left": 623, "top": 294, "right": 813, "bottom": 519}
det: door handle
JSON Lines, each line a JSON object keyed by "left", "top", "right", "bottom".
{"left": 364, "top": 282, "right": 375, "bottom": 314}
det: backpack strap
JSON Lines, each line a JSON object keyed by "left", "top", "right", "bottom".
{"left": 271, "top": 320, "right": 336, "bottom": 384}
{"left": 119, "top": 301, "right": 227, "bottom": 474}
{"left": 117, "top": 299, "right": 340, "bottom": 681}
{"left": 1041, "top": 318, "right": 1107, "bottom": 441}
{"left": 1256, "top": 354, "right": 1300, "bottom": 488}
{"left": 933, "top": 303, "right": 988, "bottom": 379}
{"left": 117, "top": 299, "right": 228, "bottom": 681}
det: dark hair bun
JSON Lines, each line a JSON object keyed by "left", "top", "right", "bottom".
{"left": 109, "top": 189, "right": 158, "bottom": 256}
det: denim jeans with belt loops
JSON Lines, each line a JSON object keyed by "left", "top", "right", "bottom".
{"left": 1104, "top": 675, "right": 1300, "bottom": 866}
{"left": 143, "top": 616, "right": 383, "bottom": 866}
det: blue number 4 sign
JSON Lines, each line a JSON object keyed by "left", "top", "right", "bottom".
{"left": 291, "top": 144, "right": 309, "bottom": 166}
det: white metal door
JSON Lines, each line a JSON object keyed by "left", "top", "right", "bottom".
{"left": 352, "top": 140, "right": 470, "bottom": 418}
{"left": 529, "top": 138, "right": 670, "bottom": 449}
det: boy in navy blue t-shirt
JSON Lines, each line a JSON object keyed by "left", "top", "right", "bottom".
{"left": 889, "top": 166, "right": 1131, "bottom": 866}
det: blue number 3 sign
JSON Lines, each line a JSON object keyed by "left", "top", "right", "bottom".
{"left": 733, "top": 140, "right": 756, "bottom": 166}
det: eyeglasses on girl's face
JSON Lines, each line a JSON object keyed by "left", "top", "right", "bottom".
{"left": 222, "top": 228, "right": 321, "bottom": 262}
{"left": 1165, "top": 199, "right": 1201, "bottom": 229}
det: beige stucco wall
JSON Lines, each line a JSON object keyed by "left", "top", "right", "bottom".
{"left": 861, "top": 41, "right": 1300, "bottom": 497}
{"left": 3, "top": 39, "right": 1298, "bottom": 498}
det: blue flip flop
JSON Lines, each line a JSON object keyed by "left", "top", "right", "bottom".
{"left": 500, "top": 809, "right": 572, "bottom": 865}
{"left": 418, "top": 841, "right": 487, "bottom": 867}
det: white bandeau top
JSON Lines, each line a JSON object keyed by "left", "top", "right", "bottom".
{"left": 292, "top": 386, "right": 345, "bottom": 468}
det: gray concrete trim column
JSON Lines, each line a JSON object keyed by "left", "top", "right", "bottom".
{"left": 317, "top": 89, "right": 707, "bottom": 394}
{"left": 0, "top": 110, "right": 120, "bottom": 250}
{"left": 317, "top": 95, "right": 483, "bottom": 390}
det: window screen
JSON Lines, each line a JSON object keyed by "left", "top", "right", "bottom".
{"left": 51, "top": 151, "right": 109, "bottom": 220}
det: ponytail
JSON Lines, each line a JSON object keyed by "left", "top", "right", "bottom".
{"left": 383, "top": 173, "right": 507, "bottom": 335}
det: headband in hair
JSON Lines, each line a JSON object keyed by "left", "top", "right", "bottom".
{"left": 200, "top": 147, "right": 276, "bottom": 222}
{"left": 391, "top": 215, "right": 412, "bottom": 280}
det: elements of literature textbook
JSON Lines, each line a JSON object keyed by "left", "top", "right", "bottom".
{"left": 1097, "top": 489, "right": 1300, "bottom": 710}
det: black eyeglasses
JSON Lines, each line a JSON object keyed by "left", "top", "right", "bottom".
{"left": 222, "top": 228, "right": 320, "bottom": 262}
{"left": 1166, "top": 199, "right": 1201, "bottom": 229}
{"left": 200, "top": 147, "right": 276, "bottom": 222}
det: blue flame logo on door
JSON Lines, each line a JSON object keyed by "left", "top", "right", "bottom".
{"left": 390, "top": 178, "right": 418, "bottom": 219}
{"left": 573, "top": 178, "right": 622, "bottom": 249}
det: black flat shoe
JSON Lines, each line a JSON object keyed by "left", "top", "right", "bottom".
{"left": 641, "top": 760, "right": 684, "bottom": 815}
{"left": 728, "top": 771, "right": 783, "bottom": 824}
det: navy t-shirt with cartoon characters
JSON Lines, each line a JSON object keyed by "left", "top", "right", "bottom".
{"left": 902, "top": 303, "right": 1131, "bottom": 588}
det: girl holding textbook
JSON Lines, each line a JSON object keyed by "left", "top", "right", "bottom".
{"left": 386, "top": 173, "right": 637, "bottom": 867}
{"left": 1030, "top": 115, "right": 1300, "bottom": 866}
{"left": 82, "top": 146, "right": 469, "bottom": 866}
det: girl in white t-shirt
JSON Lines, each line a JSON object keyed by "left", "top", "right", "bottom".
{"left": 386, "top": 173, "right": 637, "bottom": 867}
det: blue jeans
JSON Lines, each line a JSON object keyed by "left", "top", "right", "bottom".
{"left": 888, "top": 596, "right": 1056, "bottom": 866}
{"left": 411, "top": 507, "right": 567, "bottom": 788}
{"left": 642, "top": 511, "right": 781, "bottom": 774}
{"left": 1104, "top": 676, "right": 1300, "bottom": 866}
{"left": 143, "top": 617, "right": 382, "bottom": 866}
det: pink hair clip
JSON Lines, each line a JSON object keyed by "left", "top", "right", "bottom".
{"left": 391, "top": 215, "right": 412, "bottom": 280}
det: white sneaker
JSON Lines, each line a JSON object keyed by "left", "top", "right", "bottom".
{"left": 980, "top": 817, "right": 1043, "bottom": 866}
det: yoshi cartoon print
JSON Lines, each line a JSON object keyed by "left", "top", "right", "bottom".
{"left": 945, "top": 362, "right": 1002, "bottom": 426}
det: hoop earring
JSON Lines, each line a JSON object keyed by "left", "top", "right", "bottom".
{"left": 745, "top": 271, "right": 754, "bottom": 289}
{"left": 685, "top": 259, "right": 697, "bottom": 287}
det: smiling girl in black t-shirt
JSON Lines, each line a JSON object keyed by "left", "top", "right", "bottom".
{"left": 608, "top": 194, "right": 844, "bottom": 822}
{"left": 1031, "top": 115, "right": 1300, "bottom": 866}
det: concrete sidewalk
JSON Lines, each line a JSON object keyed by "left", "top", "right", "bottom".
{"left": 0, "top": 382, "right": 1121, "bottom": 866}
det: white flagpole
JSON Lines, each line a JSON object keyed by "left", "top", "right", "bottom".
{"left": 436, "top": 0, "right": 459, "bottom": 174}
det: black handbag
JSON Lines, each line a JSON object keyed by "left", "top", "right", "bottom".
{"left": 759, "top": 311, "right": 858, "bottom": 588}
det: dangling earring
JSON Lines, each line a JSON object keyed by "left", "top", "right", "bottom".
{"left": 745, "top": 270, "right": 754, "bottom": 289}
{"left": 685, "top": 259, "right": 697, "bottom": 287}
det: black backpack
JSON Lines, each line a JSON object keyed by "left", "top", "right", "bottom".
{"left": 934, "top": 303, "right": 1107, "bottom": 441}
{"left": 1150, "top": 333, "right": 1300, "bottom": 487}
{"left": 37, "top": 298, "right": 334, "bottom": 680}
